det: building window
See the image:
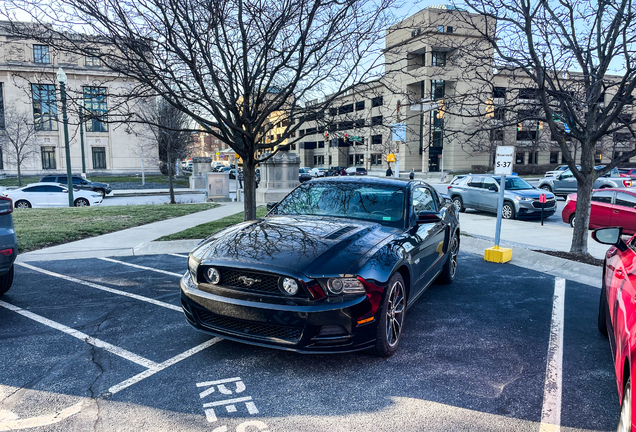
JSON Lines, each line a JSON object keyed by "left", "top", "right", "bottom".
{"left": 41, "top": 146, "right": 56, "bottom": 169}
{"left": 290, "top": 143, "right": 296, "bottom": 150}
{"left": 328, "top": 108, "right": 337, "bottom": 116}
{"left": 0, "top": 83, "right": 4, "bottom": 129}
{"left": 33, "top": 45, "right": 50, "bottom": 63}
{"left": 550, "top": 151, "right": 559, "bottom": 164}
{"left": 529, "top": 152, "right": 538, "bottom": 164}
{"left": 371, "top": 154, "right": 382, "bottom": 165}
{"left": 348, "top": 155, "right": 353, "bottom": 165}
{"left": 515, "top": 152, "right": 525, "bottom": 164}
{"left": 431, "top": 80, "right": 445, "bottom": 100}
{"left": 447, "top": 26, "right": 453, "bottom": 33}
{"left": 490, "top": 129, "right": 504, "bottom": 141}
{"left": 517, "top": 130, "right": 537, "bottom": 141}
{"left": 437, "top": 25, "right": 444, "bottom": 32}
{"left": 313, "top": 155, "right": 324, "bottom": 165}
{"left": 518, "top": 88, "right": 538, "bottom": 100}
{"left": 318, "top": 141, "right": 324, "bottom": 148}
{"left": 338, "top": 104, "right": 353, "bottom": 115}
{"left": 0, "top": 148, "right": 3, "bottom": 170}
{"left": 371, "top": 96, "right": 383, "bottom": 107}
{"left": 371, "top": 115, "right": 383, "bottom": 126}
{"left": 32, "top": 84, "right": 58, "bottom": 131}
{"left": 92, "top": 147, "right": 107, "bottom": 169}
{"left": 493, "top": 87, "right": 506, "bottom": 98}
{"left": 355, "top": 101, "right": 365, "bottom": 111}
{"left": 354, "top": 154, "right": 364, "bottom": 165}
{"left": 372, "top": 134, "right": 382, "bottom": 145}
{"left": 85, "top": 49, "right": 101, "bottom": 67}
{"left": 84, "top": 87, "right": 108, "bottom": 132}
{"left": 493, "top": 107, "right": 505, "bottom": 121}
{"left": 431, "top": 130, "right": 443, "bottom": 147}
{"left": 328, "top": 155, "right": 332, "bottom": 165}
{"left": 431, "top": 51, "right": 446, "bottom": 67}
{"left": 354, "top": 119, "right": 365, "bottom": 128}
{"left": 305, "top": 127, "right": 316, "bottom": 135}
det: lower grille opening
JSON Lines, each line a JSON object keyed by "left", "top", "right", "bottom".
{"left": 195, "top": 308, "right": 303, "bottom": 342}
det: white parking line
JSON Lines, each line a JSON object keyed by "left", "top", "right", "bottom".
{"left": 17, "top": 262, "right": 181, "bottom": 312}
{"left": 169, "top": 253, "right": 189, "bottom": 258}
{"left": 99, "top": 257, "right": 182, "bottom": 277}
{"left": 539, "top": 277, "right": 565, "bottom": 432}
{"left": 107, "top": 337, "right": 222, "bottom": 395}
{"left": 0, "top": 300, "right": 158, "bottom": 369}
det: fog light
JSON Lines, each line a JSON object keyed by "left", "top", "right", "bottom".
{"left": 205, "top": 267, "right": 221, "bottom": 284}
{"left": 281, "top": 278, "right": 298, "bottom": 295}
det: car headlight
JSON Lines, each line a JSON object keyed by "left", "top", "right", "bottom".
{"left": 327, "top": 278, "right": 365, "bottom": 295}
{"left": 280, "top": 277, "right": 299, "bottom": 295}
{"left": 513, "top": 196, "right": 532, "bottom": 202}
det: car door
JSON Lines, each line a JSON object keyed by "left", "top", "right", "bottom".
{"left": 72, "top": 177, "right": 89, "bottom": 191}
{"left": 612, "top": 192, "right": 636, "bottom": 235}
{"left": 462, "top": 177, "right": 483, "bottom": 209}
{"left": 45, "top": 185, "right": 68, "bottom": 207}
{"left": 479, "top": 177, "right": 499, "bottom": 212}
{"left": 554, "top": 170, "right": 577, "bottom": 194}
{"left": 409, "top": 186, "right": 447, "bottom": 291}
{"left": 589, "top": 190, "right": 615, "bottom": 229}
{"left": 22, "top": 186, "right": 49, "bottom": 207}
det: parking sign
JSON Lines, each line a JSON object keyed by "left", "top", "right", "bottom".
{"left": 494, "top": 146, "right": 514, "bottom": 175}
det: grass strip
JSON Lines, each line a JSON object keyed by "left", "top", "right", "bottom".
{"left": 157, "top": 206, "right": 268, "bottom": 241}
{"left": 14, "top": 203, "right": 218, "bottom": 252}
{"left": 0, "top": 175, "right": 190, "bottom": 188}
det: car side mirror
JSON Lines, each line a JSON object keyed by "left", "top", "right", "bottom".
{"left": 416, "top": 211, "right": 442, "bottom": 224}
{"left": 488, "top": 185, "right": 498, "bottom": 192}
{"left": 266, "top": 201, "right": 278, "bottom": 211}
{"left": 592, "top": 227, "right": 628, "bottom": 251}
{"left": 556, "top": 174, "right": 562, "bottom": 180}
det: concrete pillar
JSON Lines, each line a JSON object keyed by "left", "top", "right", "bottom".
{"left": 256, "top": 149, "right": 300, "bottom": 203}
{"left": 189, "top": 156, "right": 212, "bottom": 189}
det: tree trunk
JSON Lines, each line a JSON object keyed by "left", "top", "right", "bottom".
{"left": 167, "top": 144, "right": 176, "bottom": 204}
{"left": 243, "top": 160, "right": 257, "bottom": 221}
{"left": 141, "top": 156, "right": 145, "bottom": 186}
{"left": 569, "top": 146, "right": 596, "bottom": 255}
{"left": 17, "top": 160, "right": 22, "bottom": 187}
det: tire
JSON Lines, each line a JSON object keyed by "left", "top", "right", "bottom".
{"left": 0, "top": 265, "right": 14, "bottom": 296}
{"left": 15, "top": 200, "right": 31, "bottom": 209}
{"left": 598, "top": 277, "right": 609, "bottom": 337}
{"left": 540, "top": 185, "right": 552, "bottom": 192}
{"left": 372, "top": 272, "right": 407, "bottom": 357}
{"left": 74, "top": 198, "right": 90, "bottom": 207}
{"left": 569, "top": 213, "right": 576, "bottom": 228}
{"left": 502, "top": 201, "right": 516, "bottom": 219}
{"left": 618, "top": 378, "right": 632, "bottom": 432}
{"left": 95, "top": 189, "right": 106, "bottom": 199}
{"left": 452, "top": 196, "right": 465, "bottom": 213}
{"left": 436, "top": 231, "right": 459, "bottom": 285}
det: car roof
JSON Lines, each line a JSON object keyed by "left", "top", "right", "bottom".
{"left": 592, "top": 187, "right": 636, "bottom": 193}
{"left": 22, "top": 182, "right": 67, "bottom": 187}
{"left": 311, "top": 176, "right": 425, "bottom": 188}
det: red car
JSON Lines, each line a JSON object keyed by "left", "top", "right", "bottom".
{"left": 620, "top": 168, "right": 636, "bottom": 179}
{"left": 562, "top": 188, "right": 636, "bottom": 235}
{"left": 594, "top": 227, "right": 636, "bottom": 431}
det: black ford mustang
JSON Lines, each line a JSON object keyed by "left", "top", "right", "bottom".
{"left": 181, "top": 177, "right": 460, "bottom": 356}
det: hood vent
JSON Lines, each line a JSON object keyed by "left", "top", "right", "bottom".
{"left": 324, "top": 225, "right": 356, "bottom": 240}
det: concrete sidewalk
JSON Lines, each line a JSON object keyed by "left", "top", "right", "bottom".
{"left": 110, "top": 188, "right": 203, "bottom": 197}
{"left": 17, "top": 202, "right": 244, "bottom": 262}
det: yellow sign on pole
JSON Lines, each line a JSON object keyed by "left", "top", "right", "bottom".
{"left": 386, "top": 153, "right": 396, "bottom": 162}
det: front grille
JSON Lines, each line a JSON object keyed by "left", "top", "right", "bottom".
{"left": 200, "top": 267, "right": 308, "bottom": 299}
{"left": 196, "top": 308, "right": 303, "bottom": 341}
{"left": 532, "top": 199, "right": 556, "bottom": 208}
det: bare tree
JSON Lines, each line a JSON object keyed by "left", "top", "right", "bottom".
{"left": 3, "top": 0, "right": 397, "bottom": 220}
{"left": 0, "top": 103, "right": 39, "bottom": 186}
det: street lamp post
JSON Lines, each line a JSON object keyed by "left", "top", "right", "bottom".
{"left": 57, "top": 67, "right": 74, "bottom": 207}
{"left": 79, "top": 104, "right": 86, "bottom": 175}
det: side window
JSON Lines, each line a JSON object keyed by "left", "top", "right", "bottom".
{"left": 615, "top": 192, "right": 636, "bottom": 208}
{"left": 22, "top": 187, "right": 35, "bottom": 193}
{"left": 25, "top": 186, "right": 47, "bottom": 193}
{"left": 560, "top": 171, "right": 574, "bottom": 180}
{"left": 45, "top": 185, "right": 64, "bottom": 193}
{"left": 466, "top": 177, "right": 483, "bottom": 188}
{"left": 483, "top": 178, "right": 498, "bottom": 191}
{"left": 41, "top": 176, "right": 55, "bottom": 182}
{"left": 57, "top": 177, "right": 68, "bottom": 184}
{"left": 72, "top": 178, "right": 83, "bottom": 184}
{"left": 412, "top": 187, "right": 437, "bottom": 213}
{"left": 591, "top": 190, "right": 614, "bottom": 204}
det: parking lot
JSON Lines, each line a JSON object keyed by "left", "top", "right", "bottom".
{"left": 0, "top": 251, "right": 618, "bottom": 431}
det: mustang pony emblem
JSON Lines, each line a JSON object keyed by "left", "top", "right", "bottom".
{"left": 238, "top": 276, "right": 260, "bottom": 286}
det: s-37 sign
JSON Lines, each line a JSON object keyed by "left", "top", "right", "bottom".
{"left": 494, "top": 146, "right": 514, "bottom": 175}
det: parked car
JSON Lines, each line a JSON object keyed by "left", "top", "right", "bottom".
{"left": 308, "top": 168, "right": 326, "bottom": 177}
{"left": 2, "top": 183, "right": 103, "bottom": 208}
{"left": 593, "top": 226, "right": 636, "bottom": 431}
{"left": 562, "top": 188, "right": 636, "bottom": 233}
{"left": 299, "top": 168, "right": 312, "bottom": 183}
{"left": 218, "top": 166, "right": 232, "bottom": 174}
{"left": 345, "top": 167, "right": 368, "bottom": 176}
{"left": 544, "top": 165, "right": 580, "bottom": 178}
{"left": 619, "top": 168, "right": 636, "bottom": 178}
{"left": 0, "top": 194, "right": 17, "bottom": 296}
{"left": 325, "top": 166, "right": 346, "bottom": 177}
{"left": 538, "top": 167, "right": 632, "bottom": 197}
{"left": 448, "top": 174, "right": 557, "bottom": 219}
{"left": 181, "top": 177, "right": 460, "bottom": 356}
{"left": 40, "top": 175, "right": 112, "bottom": 198}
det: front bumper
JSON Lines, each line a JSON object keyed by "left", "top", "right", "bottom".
{"left": 180, "top": 273, "right": 378, "bottom": 353}
{"left": 516, "top": 200, "right": 556, "bottom": 218}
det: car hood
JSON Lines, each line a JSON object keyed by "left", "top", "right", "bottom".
{"left": 506, "top": 189, "right": 555, "bottom": 199}
{"left": 194, "top": 216, "right": 396, "bottom": 277}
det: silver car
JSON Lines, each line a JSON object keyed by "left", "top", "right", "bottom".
{"left": 538, "top": 166, "right": 632, "bottom": 197}
{"left": 448, "top": 174, "right": 557, "bottom": 219}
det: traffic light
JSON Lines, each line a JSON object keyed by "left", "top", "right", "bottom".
{"left": 537, "top": 121, "right": 543, "bottom": 130}
{"left": 324, "top": 132, "right": 329, "bottom": 142}
{"left": 517, "top": 122, "right": 522, "bottom": 131}
{"left": 344, "top": 133, "right": 349, "bottom": 141}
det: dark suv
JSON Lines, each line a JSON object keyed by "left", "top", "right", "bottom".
{"left": 40, "top": 175, "right": 112, "bottom": 198}
{"left": 0, "top": 195, "right": 17, "bottom": 296}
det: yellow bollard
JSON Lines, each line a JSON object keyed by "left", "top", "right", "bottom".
{"left": 484, "top": 245, "right": 512, "bottom": 263}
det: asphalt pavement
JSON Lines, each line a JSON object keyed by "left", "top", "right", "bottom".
{"left": 0, "top": 252, "right": 618, "bottom": 431}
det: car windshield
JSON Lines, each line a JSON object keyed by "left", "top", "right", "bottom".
{"left": 272, "top": 182, "right": 405, "bottom": 227}
{"left": 494, "top": 177, "right": 534, "bottom": 190}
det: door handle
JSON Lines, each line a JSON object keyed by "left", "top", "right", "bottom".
{"left": 616, "top": 269, "right": 625, "bottom": 279}
{"left": 613, "top": 209, "right": 619, "bottom": 214}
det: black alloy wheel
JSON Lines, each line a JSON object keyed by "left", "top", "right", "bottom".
{"left": 618, "top": 378, "right": 632, "bottom": 432}
{"left": 15, "top": 200, "right": 31, "bottom": 209}
{"left": 373, "top": 272, "right": 406, "bottom": 357}
{"left": 541, "top": 185, "right": 552, "bottom": 192}
{"left": 452, "top": 196, "right": 465, "bottom": 213}
{"left": 437, "top": 232, "right": 459, "bottom": 284}
{"left": 502, "top": 202, "right": 516, "bottom": 219}
{"left": 74, "top": 198, "right": 90, "bottom": 207}
{"left": 569, "top": 213, "right": 576, "bottom": 228}
{"left": 0, "top": 265, "right": 14, "bottom": 295}
{"left": 96, "top": 189, "right": 106, "bottom": 198}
